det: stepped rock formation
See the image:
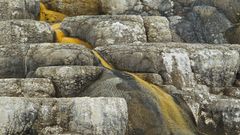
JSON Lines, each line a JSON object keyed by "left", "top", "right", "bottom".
{"left": 1, "top": 0, "right": 240, "bottom": 135}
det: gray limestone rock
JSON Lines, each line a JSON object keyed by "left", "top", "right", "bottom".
{"left": 26, "top": 43, "right": 99, "bottom": 74}
{"left": 0, "top": 78, "right": 55, "bottom": 97}
{"left": 143, "top": 16, "right": 172, "bottom": 42}
{"left": 0, "top": 97, "right": 128, "bottom": 135}
{"left": 191, "top": 49, "right": 240, "bottom": 87}
{"left": 42, "top": 0, "right": 173, "bottom": 16}
{"left": 175, "top": 6, "right": 233, "bottom": 44}
{"left": 96, "top": 42, "right": 240, "bottom": 88}
{"left": 199, "top": 99, "right": 240, "bottom": 135}
{"left": 61, "top": 15, "right": 147, "bottom": 47}
{"left": 208, "top": 0, "right": 240, "bottom": 23}
{"left": 33, "top": 66, "right": 104, "bottom": 97}
{"left": 168, "top": 16, "right": 184, "bottom": 42}
{"left": 0, "top": 43, "right": 98, "bottom": 78}
{"left": 225, "top": 24, "right": 240, "bottom": 44}
{"left": 0, "top": 0, "right": 40, "bottom": 21}
{"left": 223, "top": 87, "right": 240, "bottom": 99}
{"left": 96, "top": 44, "right": 195, "bottom": 88}
{"left": 0, "top": 20, "right": 54, "bottom": 45}
{"left": 191, "top": 6, "right": 232, "bottom": 44}
{"left": 0, "top": 44, "right": 29, "bottom": 78}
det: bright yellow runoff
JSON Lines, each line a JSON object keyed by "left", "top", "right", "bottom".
{"left": 55, "top": 29, "right": 65, "bottom": 42}
{"left": 51, "top": 23, "right": 61, "bottom": 30}
{"left": 92, "top": 50, "right": 113, "bottom": 70}
{"left": 60, "top": 37, "right": 92, "bottom": 49}
{"left": 128, "top": 72, "right": 193, "bottom": 134}
{"left": 40, "top": 3, "right": 66, "bottom": 23}
{"left": 40, "top": 2, "right": 194, "bottom": 134}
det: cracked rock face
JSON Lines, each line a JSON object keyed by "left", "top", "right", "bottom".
{"left": 0, "top": 97, "right": 128, "bottom": 135}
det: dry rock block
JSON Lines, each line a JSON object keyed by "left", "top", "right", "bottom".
{"left": 0, "top": 0, "right": 40, "bottom": 20}
{"left": 26, "top": 43, "right": 99, "bottom": 74}
{"left": 0, "top": 78, "right": 55, "bottom": 97}
{"left": 0, "top": 20, "right": 54, "bottom": 45}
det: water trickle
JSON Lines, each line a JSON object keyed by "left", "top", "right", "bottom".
{"left": 39, "top": 3, "right": 196, "bottom": 134}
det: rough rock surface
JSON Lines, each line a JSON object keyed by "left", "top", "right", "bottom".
{"left": 61, "top": 15, "right": 147, "bottom": 47}
{"left": 0, "top": 78, "right": 55, "bottom": 97}
{"left": 0, "top": 97, "right": 128, "bottom": 135}
{"left": 1, "top": 0, "right": 240, "bottom": 135}
{"left": 33, "top": 66, "right": 104, "bottom": 97}
{"left": 0, "top": 20, "right": 54, "bottom": 44}
{"left": 96, "top": 43, "right": 240, "bottom": 88}
{"left": 0, "top": 43, "right": 98, "bottom": 78}
{"left": 41, "top": 0, "right": 173, "bottom": 16}
{"left": 0, "top": 0, "right": 40, "bottom": 20}
{"left": 82, "top": 69, "right": 197, "bottom": 135}
{"left": 25, "top": 43, "right": 99, "bottom": 74}
{"left": 143, "top": 16, "right": 172, "bottom": 42}
{"left": 176, "top": 6, "right": 232, "bottom": 44}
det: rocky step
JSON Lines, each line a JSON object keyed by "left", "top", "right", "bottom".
{"left": 61, "top": 15, "right": 172, "bottom": 47}
{"left": 0, "top": 97, "right": 127, "bottom": 135}
{"left": 0, "top": 78, "right": 55, "bottom": 97}
{"left": 0, "top": 43, "right": 98, "bottom": 78}
{"left": 0, "top": 0, "right": 40, "bottom": 21}
{"left": 0, "top": 20, "right": 53, "bottom": 44}
{"left": 0, "top": 15, "right": 172, "bottom": 46}
{"left": 95, "top": 42, "right": 240, "bottom": 89}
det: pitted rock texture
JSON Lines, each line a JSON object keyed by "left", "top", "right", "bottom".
{"left": 0, "top": 43, "right": 98, "bottom": 78}
{"left": 0, "top": 97, "right": 128, "bottom": 135}
{"left": 33, "top": 66, "right": 104, "bottom": 97}
{"left": 61, "top": 15, "right": 147, "bottom": 47}
{"left": 0, "top": 20, "right": 54, "bottom": 44}
{"left": 0, "top": 0, "right": 40, "bottom": 21}
{"left": 0, "top": 78, "right": 55, "bottom": 97}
